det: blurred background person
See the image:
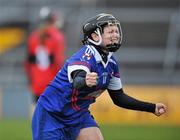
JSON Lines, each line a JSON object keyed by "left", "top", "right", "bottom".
{"left": 24, "top": 7, "right": 66, "bottom": 104}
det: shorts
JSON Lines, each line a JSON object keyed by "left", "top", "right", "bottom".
{"left": 32, "top": 102, "right": 98, "bottom": 140}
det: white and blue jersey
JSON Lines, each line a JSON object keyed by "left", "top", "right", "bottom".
{"left": 40, "top": 45, "right": 122, "bottom": 113}
{"left": 39, "top": 44, "right": 122, "bottom": 115}
{"left": 32, "top": 45, "right": 123, "bottom": 139}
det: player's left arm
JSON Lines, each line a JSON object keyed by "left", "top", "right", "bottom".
{"left": 108, "top": 88, "right": 167, "bottom": 116}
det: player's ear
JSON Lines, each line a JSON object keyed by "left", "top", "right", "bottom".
{"left": 91, "top": 32, "right": 99, "bottom": 42}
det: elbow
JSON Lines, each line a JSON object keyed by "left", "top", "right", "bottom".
{"left": 73, "top": 82, "right": 82, "bottom": 90}
{"left": 112, "top": 99, "right": 120, "bottom": 107}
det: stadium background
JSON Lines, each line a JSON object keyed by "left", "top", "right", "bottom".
{"left": 0, "top": 0, "right": 180, "bottom": 139}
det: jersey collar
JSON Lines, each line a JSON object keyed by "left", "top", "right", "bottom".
{"left": 87, "top": 45, "right": 113, "bottom": 67}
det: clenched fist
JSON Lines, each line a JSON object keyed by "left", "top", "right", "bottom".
{"left": 154, "top": 103, "right": 167, "bottom": 116}
{"left": 86, "top": 72, "right": 98, "bottom": 87}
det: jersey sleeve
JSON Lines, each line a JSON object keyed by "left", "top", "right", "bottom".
{"left": 107, "top": 59, "right": 123, "bottom": 90}
{"left": 67, "top": 47, "right": 94, "bottom": 83}
{"left": 67, "top": 61, "right": 91, "bottom": 83}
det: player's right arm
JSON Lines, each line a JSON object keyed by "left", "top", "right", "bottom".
{"left": 71, "top": 70, "right": 98, "bottom": 89}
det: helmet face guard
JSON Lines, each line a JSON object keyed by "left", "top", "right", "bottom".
{"left": 83, "top": 13, "right": 123, "bottom": 52}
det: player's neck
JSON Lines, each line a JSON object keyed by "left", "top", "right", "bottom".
{"left": 94, "top": 45, "right": 108, "bottom": 63}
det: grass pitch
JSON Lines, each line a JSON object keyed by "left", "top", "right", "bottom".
{"left": 101, "top": 124, "right": 180, "bottom": 140}
{"left": 0, "top": 119, "right": 180, "bottom": 140}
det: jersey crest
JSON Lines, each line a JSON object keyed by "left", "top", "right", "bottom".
{"left": 82, "top": 52, "right": 92, "bottom": 61}
{"left": 81, "top": 47, "right": 94, "bottom": 61}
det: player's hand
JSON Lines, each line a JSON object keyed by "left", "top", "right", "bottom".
{"left": 86, "top": 72, "right": 98, "bottom": 87}
{"left": 154, "top": 103, "right": 167, "bottom": 116}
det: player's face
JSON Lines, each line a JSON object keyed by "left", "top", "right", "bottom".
{"left": 101, "top": 25, "right": 120, "bottom": 46}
